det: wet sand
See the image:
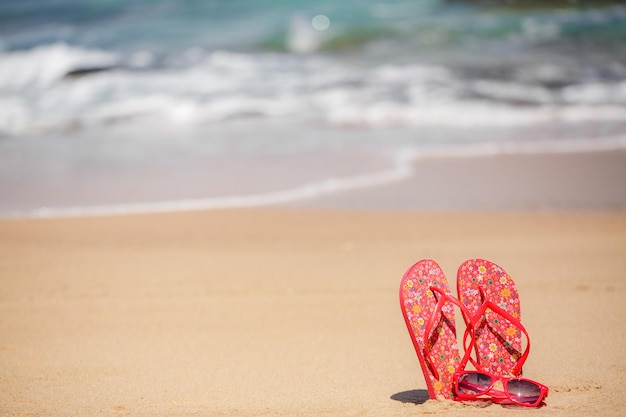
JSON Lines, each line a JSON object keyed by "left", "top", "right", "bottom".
{"left": 290, "top": 149, "right": 626, "bottom": 210}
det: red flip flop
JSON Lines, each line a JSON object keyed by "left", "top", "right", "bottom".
{"left": 456, "top": 259, "right": 524, "bottom": 377}
{"left": 400, "top": 259, "right": 461, "bottom": 399}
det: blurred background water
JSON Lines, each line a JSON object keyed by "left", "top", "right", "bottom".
{"left": 1, "top": 0, "right": 625, "bottom": 215}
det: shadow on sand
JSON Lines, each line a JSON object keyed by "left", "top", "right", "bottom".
{"left": 390, "top": 389, "right": 430, "bottom": 405}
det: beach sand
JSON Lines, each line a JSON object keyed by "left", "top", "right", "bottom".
{"left": 1, "top": 153, "right": 626, "bottom": 417}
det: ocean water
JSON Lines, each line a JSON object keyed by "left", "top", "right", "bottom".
{"left": 1, "top": 0, "right": 626, "bottom": 216}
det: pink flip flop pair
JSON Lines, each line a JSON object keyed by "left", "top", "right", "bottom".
{"left": 399, "top": 259, "right": 547, "bottom": 405}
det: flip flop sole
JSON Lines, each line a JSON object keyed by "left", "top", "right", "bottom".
{"left": 400, "top": 259, "right": 460, "bottom": 399}
{"left": 457, "top": 259, "right": 523, "bottom": 376}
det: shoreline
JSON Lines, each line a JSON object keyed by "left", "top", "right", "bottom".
{"left": 1, "top": 209, "right": 625, "bottom": 416}
{"left": 2, "top": 147, "right": 626, "bottom": 219}
{"left": 290, "top": 147, "right": 626, "bottom": 211}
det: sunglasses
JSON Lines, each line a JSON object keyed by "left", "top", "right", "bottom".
{"left": 454, "top": 370, "right": 549, "bottom": 407}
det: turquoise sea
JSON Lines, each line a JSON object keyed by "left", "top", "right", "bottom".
{"left": 1, "top": 0, "right": 625, "bottom": 215}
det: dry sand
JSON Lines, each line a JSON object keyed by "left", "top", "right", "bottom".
{"left": 1, "top": 208, "right": 625, "bottom": 417}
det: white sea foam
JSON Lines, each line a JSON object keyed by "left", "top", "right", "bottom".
{"left": 1, "top": 45, "right": 625, "bottom": 137}
{"left": 325, "top": 101, "right": 626, "bottom": 128}
{"left": 0, "top": 43, "right": 119, "bottom": 91}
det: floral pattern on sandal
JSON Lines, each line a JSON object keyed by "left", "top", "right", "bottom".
{"left": 400, "top": 259, "right": 460, "bottom": 399}
{"left": 457, "top": 259, "right": 523, "bottom": 377}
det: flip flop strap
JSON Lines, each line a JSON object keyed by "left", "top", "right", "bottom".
{"left": 460, "top": 291, "right": 530, "bottom": 375}
{"left": 423, "top": 286, "right": 471, "bottom": 380}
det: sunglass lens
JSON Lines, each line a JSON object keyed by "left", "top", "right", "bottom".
{"left": 457, "top": 372, "right": 492, "bottom": 395}
{"left": 507, "top": 379, "right": 541, "bottom": 404}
